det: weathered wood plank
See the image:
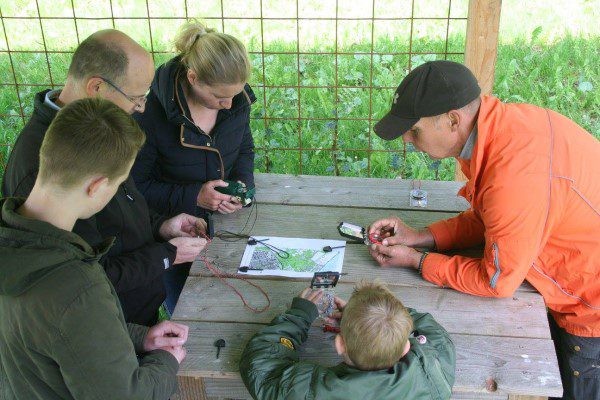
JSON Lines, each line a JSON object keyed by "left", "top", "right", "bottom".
{"left": 253, "top": 173, "right": 470, "bottom": 212}
{"left": 192, "top": 239, "right": 535, "bottom": 293}
{"left": 173, "top": 277, "right": 549, "bottom": 339}
{"left": 202, "top": 378, "right": 509, "bottom": 400}
{"left": 173, "top": 321, "right": 562, "bottom": 398}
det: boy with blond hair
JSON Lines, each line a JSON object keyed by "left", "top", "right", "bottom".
{"left": 0, "top": 98, "right": 188, "bottom": 399}
{"left": 240, "top": 281, "right": 455, "bottom": 400}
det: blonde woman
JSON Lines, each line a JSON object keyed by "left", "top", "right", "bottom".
{"left": 132, "top": 20, "right": 256, "bottom": 314}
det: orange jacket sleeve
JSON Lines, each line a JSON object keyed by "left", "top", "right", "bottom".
{"left": 428, "top": 208, "right": 485, "bottom": 251}
{"left": 422, "top": 154, "right": 550, "bottom": 298}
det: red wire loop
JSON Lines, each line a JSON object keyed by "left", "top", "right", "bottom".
{"left": 197, "top": 231, "right": 271, "bottom": 314}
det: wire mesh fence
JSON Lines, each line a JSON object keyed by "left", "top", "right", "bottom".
{"left": 0, "top": 0, "right": 469, "bottom": 179}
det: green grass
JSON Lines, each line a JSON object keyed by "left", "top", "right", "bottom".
{"left": 0, "top": 0, "right": 598, "bottom": 181}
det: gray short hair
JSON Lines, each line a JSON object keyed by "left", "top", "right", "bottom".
{"left": 67, "top": 33, "right": 128, "bottom": 85}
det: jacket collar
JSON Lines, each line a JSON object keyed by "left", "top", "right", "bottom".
{"left": 32, "top": 89, "right": 60, "bottom": 126}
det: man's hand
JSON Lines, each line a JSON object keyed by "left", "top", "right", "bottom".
{"left": 368, "top": 217, "right": 435, "bottom": 248}
{"left": 299, "top": 287, "right": 323, "bottom": 306}
{"left": 369, "top": 243, "right": 422, "bottom": 269}
{"left": 169, "top": 237, "right": 207, "bottom": 264}
{"left": 197, "top": 180, "right": 241, "bottom": 213}
{"left": 144, "top": 320, "right": 189, "bottom": 354}
{"left": 159, "top": 213, "right": 207, "bottom": 240}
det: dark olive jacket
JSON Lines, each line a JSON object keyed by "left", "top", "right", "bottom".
{"left": 0, "top": 197, "right": 178, "bottom": 400}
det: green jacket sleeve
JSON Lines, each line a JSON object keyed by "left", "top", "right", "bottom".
{"left": 408, "top": 308, "right": 456, "bottom": 393}
{"left": 127, "top": 323, "right": 150, "bottom": 354}
{"left": 52, "top": 281, "right": 179, "bottom": 400}
{"left": 239, "top": 297, "right": 322, "bottom": 400}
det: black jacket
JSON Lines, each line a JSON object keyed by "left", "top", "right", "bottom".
{"left": 1, "top": 90, "right": 176, "bottom": 326}
{"left": 132, "top": 56, "right": 256, "bottom": 218}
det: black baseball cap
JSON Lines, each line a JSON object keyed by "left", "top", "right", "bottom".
{"left": 374, "top": 60, "right": 481, "bottom": 140}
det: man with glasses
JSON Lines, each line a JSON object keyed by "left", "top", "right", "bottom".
{"left": 2, "top": 29, "right": 208, "bottom": 327}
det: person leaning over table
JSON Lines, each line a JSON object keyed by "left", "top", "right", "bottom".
{"left": 132, "top": 19, "right": 256, "bottom": 315}
{"left": 1, "top": 29, "right": 207, "bottom": 326}
{"left": 367, "top": 60, "right": 600, "bottom": 400}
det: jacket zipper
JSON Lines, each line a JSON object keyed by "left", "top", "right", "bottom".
{"left": 490, "top": 243, "right": 501, "bottom": 289}
{"left": 122, "top": 185, "right": 134, "bottom": 202}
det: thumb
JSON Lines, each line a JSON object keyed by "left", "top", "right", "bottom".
{"left": 372, "top": 244, "right": 394, "bottom": 256}
{"left": 382, "top": 236, "right": 404, "bottom": 246}
{"left": 213, "top": 180, "right": 229, "bottom": 188}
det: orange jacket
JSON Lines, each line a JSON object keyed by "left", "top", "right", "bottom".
{"left": 422, "top": 95, "right": 600, "bottom": 337}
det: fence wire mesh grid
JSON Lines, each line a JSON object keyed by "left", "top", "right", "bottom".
{"left": 0, "top": 0, "right": 469, "bottom": 180}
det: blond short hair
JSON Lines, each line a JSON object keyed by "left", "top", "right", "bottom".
{"left": 340, "top": 281, "right": 413, "bottom": 370}
{"left": 174, "top": 19, "right": 251, "bottom": 85}
{"left": 39, "top": 98, "right": 145, "bottom": 189}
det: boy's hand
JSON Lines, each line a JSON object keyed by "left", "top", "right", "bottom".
{"left": 159, "top": 213, "right": 207, "bottom": 240}
{"left": 144, "top": 321, "right": 189, "bottom": 352}
{"left": 328, "top": 296, "right": 347, "bottom": 321}
{"left": 299, "top": 288, "right": 323, "bottom": 305}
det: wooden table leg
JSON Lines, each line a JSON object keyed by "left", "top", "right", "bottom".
{"left": 172, "top": 376, "right": 208, "bottom": 400}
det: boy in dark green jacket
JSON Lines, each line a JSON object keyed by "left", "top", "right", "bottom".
{"left": 240, "top": 281, "right": 455, "bottom": 400}
{"left": 0, "top": 98, "right": 195, "bottom": 399}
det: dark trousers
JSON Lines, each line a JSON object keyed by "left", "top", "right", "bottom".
{"left": 549, "top": 314, "right": 600, "bottom": 400}
{"left": 163, "top": 262, "right": 192, "bottom": 316}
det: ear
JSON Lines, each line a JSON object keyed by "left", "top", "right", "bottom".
{"left": 86, "top": 176, "right": 109, "bottom": 198}
{"left": 85, "top": 77, "right": 104, "bottom": 97}
{"left": 447, "top": 110, "right": 461, "bottom": 131}
{"left": 334, "top": 334, "right": 346, "bottom": 356}
{"left": 187, "top": 69, "right": 197, "bottom": 86}
{"left": 400, "top": 340, "right": 411, "bottom": 358}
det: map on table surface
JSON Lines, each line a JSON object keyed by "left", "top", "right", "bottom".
{"left": 239, "top": 236, "right": 346, "bottom": 278}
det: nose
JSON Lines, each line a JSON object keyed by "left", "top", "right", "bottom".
{"left": 137, "top": 103, "right": 147, "bottom": 113}
{"left": 220, "top": 99, "right": 232, "bottom": 109}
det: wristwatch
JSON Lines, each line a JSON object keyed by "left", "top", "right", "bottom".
{"left": 417, "top": 251, "right": 429, "bottom": 275}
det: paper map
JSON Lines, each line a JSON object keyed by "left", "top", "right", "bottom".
{"left": 239, "top": 236, "right": 346, "bottom": 278}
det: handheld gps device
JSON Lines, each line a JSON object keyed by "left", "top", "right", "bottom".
{"left": 337, "top": 222, "right": 383, "bottom": 245}
{"left": 215, "top": 180, "right": 255, "bottom": 206}
{"left": 311, "top": 271, "right": 340, "bottom": 319}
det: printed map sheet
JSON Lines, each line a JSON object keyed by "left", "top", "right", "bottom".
{"left": 239, "top": 236, "right": 345, "bottom": 278}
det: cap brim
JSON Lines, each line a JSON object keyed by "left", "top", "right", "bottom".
{"left": 374, "top": 112, "right": 419, "bottom": 141}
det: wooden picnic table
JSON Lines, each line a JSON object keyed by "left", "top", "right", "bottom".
{"left": 172, "top": 173, "right": 562, "bottom": 400}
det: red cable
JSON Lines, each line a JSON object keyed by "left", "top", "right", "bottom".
{"left": 197, "top": 231, "right": 271, "bottom": 314}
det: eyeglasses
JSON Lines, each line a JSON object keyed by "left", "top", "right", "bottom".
{"left": 99, "top": 76, "right": 150, "bottom": 110}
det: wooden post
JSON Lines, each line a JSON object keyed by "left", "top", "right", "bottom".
{"left": 455, "top": 0, "right": 502, "bottom": 181}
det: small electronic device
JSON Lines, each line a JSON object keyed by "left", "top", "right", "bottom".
{"left": 311, "top": 271, "right": 340, "bottom": 319}
{"left": 215, "top": 180, "right": 255, "bottom": 206}
{"left": 337, "top": 222, "right": 382, "bottom": 245}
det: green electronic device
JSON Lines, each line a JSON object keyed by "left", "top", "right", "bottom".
{"left": 215, "top": 180, "right": 255, "bottom": 206}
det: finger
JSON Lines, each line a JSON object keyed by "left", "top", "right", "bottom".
{"left": 329, "top": 311, "right": 343, "bottom": 319}
{"left": 219, "top": 201, "right": 237, "bottom": 213}
{"left": 299, "top": 288, "right": 311, "bottom": 298}
{"left": 161, "top": 321, "right": 188, "bottom": 338}
{"left": 217, "top": 204, "right": 233, "bottom": 214}
{"left": 333, "top": 296, "right": 347, "bottom": 309}
{"left": 196, "top": 219, "right": 208, "bottom": 233}
{"left": 307, "top": 289, "right": 323, "bottom": 302}
{"left": 371, "top": 244, "right": 394, "bottom": 257}
{"left": 368, "top": 219, "right": 394, "bottom": 234}
{"left": 152, "top": 336, "right": 186, "bottom": 348}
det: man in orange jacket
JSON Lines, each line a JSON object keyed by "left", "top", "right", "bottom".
{"left": 369, "top": 60, "right": 600, "bottom": 400}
